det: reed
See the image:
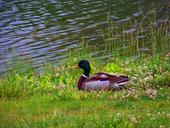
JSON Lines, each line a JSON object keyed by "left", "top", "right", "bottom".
{"left": 101, "top": 9, "right": 170, "bottom": 57}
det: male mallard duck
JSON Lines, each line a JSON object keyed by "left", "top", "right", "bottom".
{"left": 77, "top": 60, "right": 130, "bottom": 91}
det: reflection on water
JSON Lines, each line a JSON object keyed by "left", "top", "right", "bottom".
{"left": 0, "top": 0, "right": 169, "bottom": 73}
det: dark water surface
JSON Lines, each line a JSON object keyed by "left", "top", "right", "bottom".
{"left": 0, "top": 0, "right": 169, "bottom": 73}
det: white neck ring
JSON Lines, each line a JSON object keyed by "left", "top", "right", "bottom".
{"left": 82, "top": 74, "right": 88, "bottom": 78}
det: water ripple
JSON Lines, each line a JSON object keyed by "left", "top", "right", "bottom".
{"left": 0, "top": 0, "right": 168, "bottom": 74}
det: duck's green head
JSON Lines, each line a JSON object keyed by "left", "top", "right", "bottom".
{"left": 78, "top": 60, "right": 91, "bottom": 77}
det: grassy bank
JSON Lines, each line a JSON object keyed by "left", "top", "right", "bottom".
{"left": 0, "top": 54, "right": 169, "bottom": 127}
{"left": 0, "top": 10, "right": 170, "bottom": 127}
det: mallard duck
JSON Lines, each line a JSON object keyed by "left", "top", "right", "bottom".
{"left": 77, "top": 60, "right": 130, "bottom": 91}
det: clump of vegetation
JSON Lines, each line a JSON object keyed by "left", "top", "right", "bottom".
{"left": 0, "top": 53, "right": 169, "bottom": 99}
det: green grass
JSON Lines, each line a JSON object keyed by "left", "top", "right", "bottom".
{"left": 0, "top": 88, "right": 170, "bottom": 128}
{"left": 0, "top": 9, "right": 170, "bottom": 127}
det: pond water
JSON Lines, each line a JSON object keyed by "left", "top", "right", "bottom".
{"left": 0, "top": 0, "right": 169, "bottom": 73}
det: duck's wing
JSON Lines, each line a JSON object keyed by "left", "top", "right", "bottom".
{"left": 93, "top": 72, "right": 130, "bottom": 86}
